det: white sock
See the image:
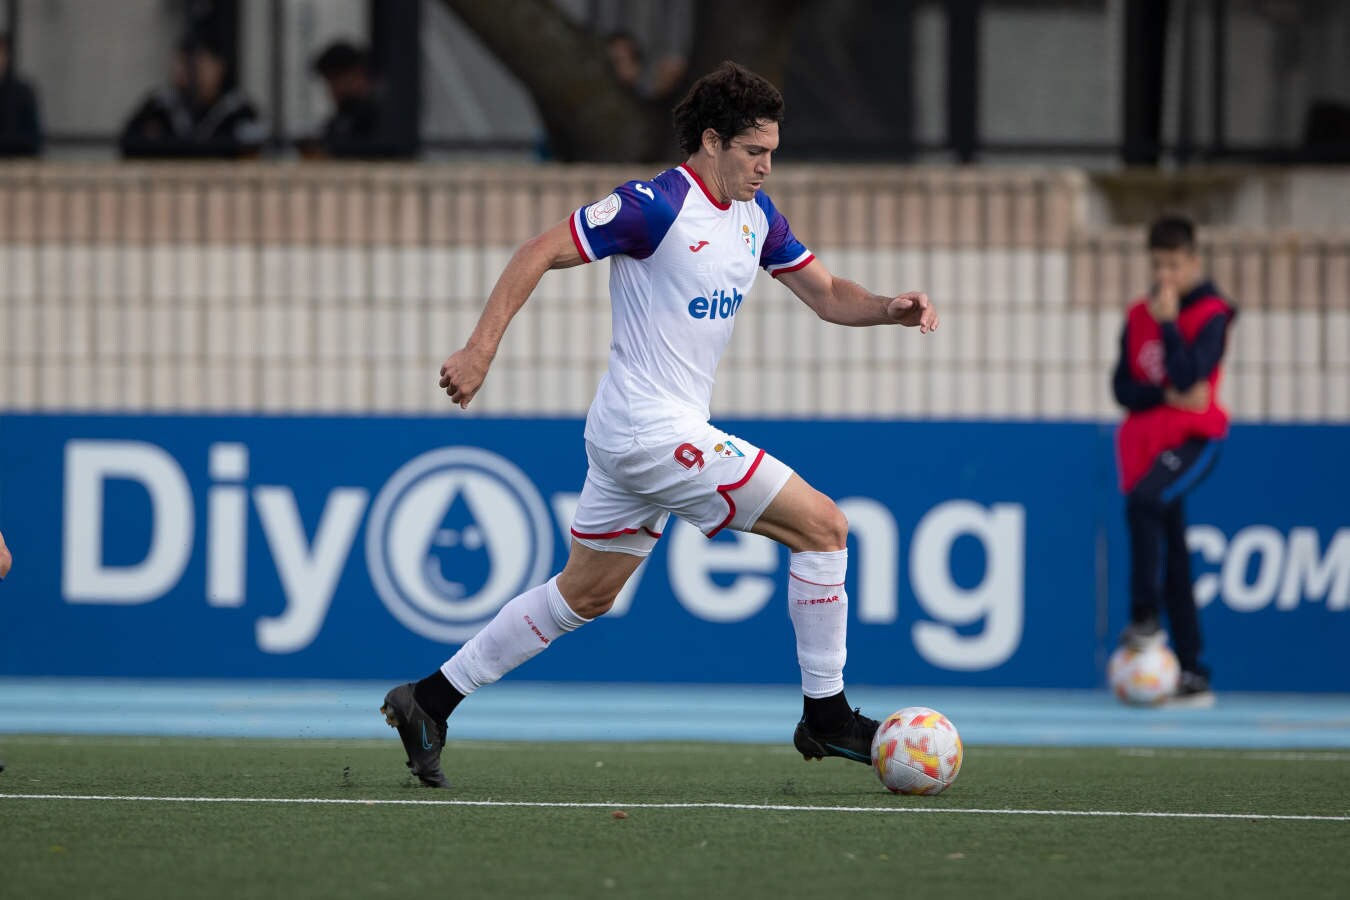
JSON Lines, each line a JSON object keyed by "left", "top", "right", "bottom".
{"left": 441, "top": 576, "right": 590, "bottom": 695}
{"left": 787, "top": 549, "right": 849, "bottom": 698}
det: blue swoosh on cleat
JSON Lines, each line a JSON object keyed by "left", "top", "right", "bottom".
{"left": 420, "top": 722, "right": 434, "bottom": 751}
{"left": 825, "top": 743, "right": 869, "bottom": 762}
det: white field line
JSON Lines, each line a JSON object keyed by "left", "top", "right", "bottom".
{"left": 3, "top": 736, "right": 1349, "bottom": 761}
{"left": 1, "top": 794, "right": 1347, "bottom": 822}
{"left": 1116, "top": 748, "right": 1350, "bottom": 762}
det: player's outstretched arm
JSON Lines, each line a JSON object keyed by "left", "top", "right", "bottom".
{"left": 439, "top": 219, "right": 586, "bottom": 408}
{"left": 777, "top": 258, "right": 938, "bottom": 333}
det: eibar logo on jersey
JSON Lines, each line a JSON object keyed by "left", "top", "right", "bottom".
{"left": 687, "top": 288, "right": 744, "bottom": 320}
{"left": 713, "top": 441, "right": 744, "bottom": 459}
{"left": 742, "top": 224, "right": 757, "bottom": 255}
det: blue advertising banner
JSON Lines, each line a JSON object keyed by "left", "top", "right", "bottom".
{"left": 0, "top": 415, "right": 1345, "bottom": 690}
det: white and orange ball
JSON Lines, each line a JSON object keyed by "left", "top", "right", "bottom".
{"left": 1107, "top": 643, "right": 1180, "bottom": 705}
{"left": 870, "top": 706, "right": 963, "bottom": 795}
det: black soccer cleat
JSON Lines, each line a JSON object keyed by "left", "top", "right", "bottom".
{"left": 1167, "top": 670, "right": 1217, "bottom": 709}
{"left": 1118, "top": 616, "right": 1165, "bottom": 651}
{"left": 793, "top": 708, "right": 881, "bottom": 765}
{"left": 380, "top": 683, "right": 450, "bottom": 788}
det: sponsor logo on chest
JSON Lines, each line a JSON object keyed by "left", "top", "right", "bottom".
{"left": 687, "top": 288, "right": 744, "bottom": 321}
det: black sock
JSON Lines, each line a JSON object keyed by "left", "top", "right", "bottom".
{"left": 803, "top": 691, "right": 852, "bottom": 734}
{"left": 413, "top": 670, "right": 464, "bottom": 723}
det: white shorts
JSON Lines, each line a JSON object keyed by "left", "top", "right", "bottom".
{"left": 570, "top": 422, "right": 795, "bottom": 557}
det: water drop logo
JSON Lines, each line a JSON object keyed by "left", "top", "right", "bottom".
{"left": 366, "top": 447, "right": 553, "bottom": 642}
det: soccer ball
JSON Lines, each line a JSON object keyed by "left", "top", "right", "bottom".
{"left": 1107, "top": 643, "right": 1180, "bottom": 705}
{"left": 870, "top": 706, "right": 963, "bottom": 795}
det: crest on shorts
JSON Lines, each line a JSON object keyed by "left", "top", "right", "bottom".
{"left": 741, "top": 224, "right": 757, "bottom": 255}
{"left": 713, "top": 440, "right": 745, "bottom": 459}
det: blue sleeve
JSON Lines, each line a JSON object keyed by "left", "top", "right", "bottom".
{"left": 754, "top": 192, "right": 814, "bottom": 276}
{"left": 1162, "top": 315, "right": 1232, "bottom": 391}
{"left": 570, "top": 180, "right": 677, "bottom": 262}
{"left": 1112, "top": 324, "right": 1165, "bottom": 411}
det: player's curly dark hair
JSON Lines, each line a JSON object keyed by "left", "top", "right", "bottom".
{"left": 672, "top": 61, "right": 784, "bottom": 156}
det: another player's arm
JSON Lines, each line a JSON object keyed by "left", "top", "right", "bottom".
{"left": 439, "top": 219, "right": 585, "bottom": 408}
{"left": 777, "top": 258, "right": 938, "bottom": 333}
{"left": 1145, "top": 286, "right": 1226, "bottom": 411}
{"left": 1112, "top": 324, "right": 1165, "bottom": 411}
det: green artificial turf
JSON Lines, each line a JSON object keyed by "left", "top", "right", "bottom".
{"left": 1, "top": 736, "right": 1347, "bottom": 899}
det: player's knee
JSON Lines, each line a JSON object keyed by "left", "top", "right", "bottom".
{"left": 802, "top": 499, "right": 848, "bottom": 552}
{"left": 567, "top": 589, "right": 617, "bottom": 619}
{"left": 556, "top": 571, "right": 620, "bottom": 618}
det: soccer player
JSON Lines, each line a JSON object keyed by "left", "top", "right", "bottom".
{"left": 382, "top": 61, "right": 938, "bottom": 787}
{"left": 1112, "top": 215, "right": 1236, "bottom": 708}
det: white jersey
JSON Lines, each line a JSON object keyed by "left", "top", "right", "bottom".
{"left": 569, "top": 164, "right": 813, "bottom": 445}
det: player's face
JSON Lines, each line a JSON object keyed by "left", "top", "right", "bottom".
{"left": 715, "top": 120, "right": 778, "bottom": 202}
{"left": 1149, "top": 247, "right": 1202, "bottom": 294}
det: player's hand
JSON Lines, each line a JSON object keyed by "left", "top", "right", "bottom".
{"left": 1149, "top": 284, "right": 1179, "bottom": 322}
{"left": 887, "top": 291, "right": 938, "bottom": 333}
{"left": 1164, "top": 382, "right": 1209, "bottom": 412}
{"left": 0, "top": 530, "right": 11, "bottom": 580}
{"left": 438, "top": 345, "right": 493, "bottom": 409}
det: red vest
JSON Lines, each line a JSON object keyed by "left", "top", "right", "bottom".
{"left": 1116, "top": 294, "right": 1233, "bottom": 492}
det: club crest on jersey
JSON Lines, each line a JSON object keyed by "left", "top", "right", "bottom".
{"left": 713, "top": 441, "right": 745, "bottom": 459}
{"left": 585, "top": 193, "right": 622, "bottom": 227}
{"left": 1138, "top": 339, "right": 1165, "bottom": 384}
{"left": 741, "top": 224, "right": 757, "bottom": 255}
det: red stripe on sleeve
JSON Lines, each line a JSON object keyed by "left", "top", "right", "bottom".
{"left": 569, "top": 213, "right": 593, "bottom": 262}
{"left": 771, "top": 253, "right": 815, "bottom": 278}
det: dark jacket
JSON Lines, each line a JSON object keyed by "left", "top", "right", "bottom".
{"left": 120, "top": 86, "right": 265, "bottom": 159}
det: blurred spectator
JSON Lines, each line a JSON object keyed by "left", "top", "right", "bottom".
{"left": 606, "top": 31, "right": 644, "bottom": 92}
{"left": 603, "top": 30, "right": 686, "bottom": 102}
{"left": 120, "top": 36, "right": 265, "bottom": 159}
{"left": 0, "top": 31, "right": 43, "bottom": 156}
{"left": 301, "top": 40, "right": 414, "bottom": 160}
{"left": 649, "top": 52, "right": 688, "bottom": 101}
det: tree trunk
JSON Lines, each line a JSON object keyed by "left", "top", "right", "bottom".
{"left": 435, "top": 0, "right": 667, "bottom": 162}
{"left": 682, "top": 0, "right": 808, "bottom": 93}
{"left": 436, "top": 0, "right": 809, "bottom": 163}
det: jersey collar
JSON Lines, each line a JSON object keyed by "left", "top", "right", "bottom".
{"left": 679, "top": 163, "right": 732, "bottom": 211}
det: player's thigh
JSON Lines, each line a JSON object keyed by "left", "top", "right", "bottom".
{"left": 570, "top": 443, "right": 669, "bottom": 558}
{"left": 1132, "top": 438, "right": 1222, "bottom": 509}
{"left": 750, "top": 472, "right": 848, "bottom": 552}
{"left": 557, "top": 538, "right": 645, "bottom": 608}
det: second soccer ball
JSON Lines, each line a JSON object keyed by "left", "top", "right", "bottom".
{"left": 1107, "top": 643, "right": 1180, "bottom": 705}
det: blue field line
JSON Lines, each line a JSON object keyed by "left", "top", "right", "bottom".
{"left": 0, "top": 679, "right": 1348, "bottom": 749}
